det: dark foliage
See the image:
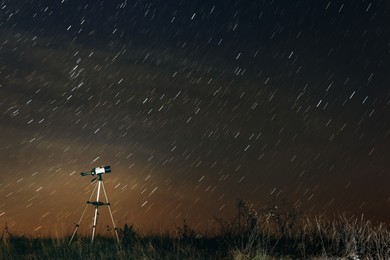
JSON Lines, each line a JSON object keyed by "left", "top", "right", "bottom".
{"left": 1, "top": 201, "right": 389, "bottom": 259}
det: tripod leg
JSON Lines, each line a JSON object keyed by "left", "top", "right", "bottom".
{"left": 69, "top": 182, "right": 98, "bottom": 245}
{"left": 91, "top": 179, "right": 102, "bottom": 243}
{"left": 102, "top": 181, "right": 120, "bottom": 243}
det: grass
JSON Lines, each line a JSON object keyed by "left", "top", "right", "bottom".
{"left": 1, "top": 202, "right": 389, "bottom": 259}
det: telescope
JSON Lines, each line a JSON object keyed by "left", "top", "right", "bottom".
{"left": 70, "top": 164, "right": 119, "bottom": 245}
{"left": 81, "top": 166, "right": 111, "bottom": 176}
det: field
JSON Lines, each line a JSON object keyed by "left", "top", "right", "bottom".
{"left": 1, "top": 201, "right": 389, "bottom": 259}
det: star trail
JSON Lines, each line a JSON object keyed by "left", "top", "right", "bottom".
{"left": 0, "top": 1, "right": 389, "bottom": 236}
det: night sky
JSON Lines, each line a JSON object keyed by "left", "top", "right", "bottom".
{"left": 0, "top": 1, "right": 389, "bottom": 236}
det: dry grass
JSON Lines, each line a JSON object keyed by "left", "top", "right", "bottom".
{"left": 1, "top": 202, "right": 389, "bottom": 259}
{"left": 226, "top": 200, "right": 389, "bottom": 259}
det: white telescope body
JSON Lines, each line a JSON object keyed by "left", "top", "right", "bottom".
{"left": 81, "top": 166, "right": 111, "bottom": 176}
{"left": 95, "top": 167, "right": 107, "bottom": 174}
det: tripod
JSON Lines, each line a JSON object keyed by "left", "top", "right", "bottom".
{"left": 69, "top": 173, "right": 119, "bottom": 244}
